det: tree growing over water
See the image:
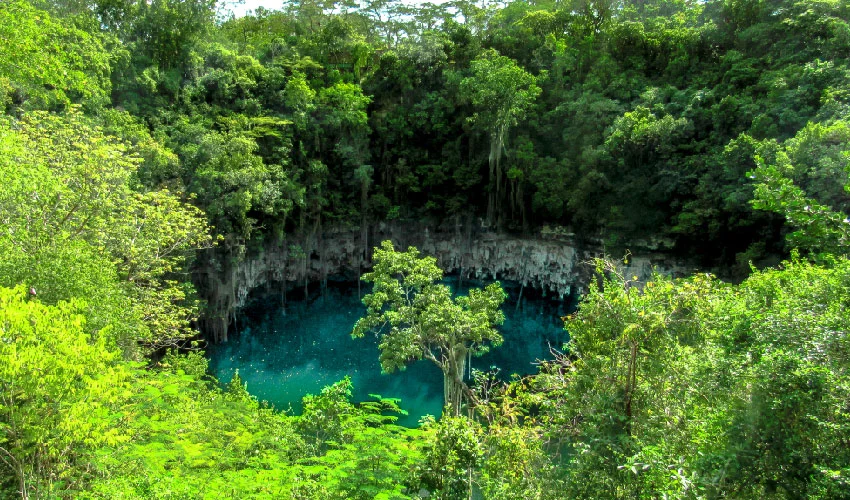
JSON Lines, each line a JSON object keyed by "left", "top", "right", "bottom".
{"left": 352, "top": 241, "right": 506, "bottom": 416}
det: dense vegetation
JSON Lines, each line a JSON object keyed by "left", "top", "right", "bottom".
{"left": 1, "top": 0, "right": 849, "bottom": 498}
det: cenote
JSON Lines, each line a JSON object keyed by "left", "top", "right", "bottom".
{"left": 207, "top": 277, "right": 574, "bottom": 427}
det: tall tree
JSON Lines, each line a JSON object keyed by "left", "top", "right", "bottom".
{"left": 0, "top": 286, "right": 129, "bottom": 498}
{"left": 0, "top": 110, "right": 212, "bottom": 352}
{"left": 352, "top": 241, "right": 506, "bottom": 416}
{"left": 460, "top": 49, "right": 540, "bottom": 227}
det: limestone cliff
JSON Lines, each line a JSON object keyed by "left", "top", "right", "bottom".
{"left": 196, "top": 220, "right": 691, "bottom": 342}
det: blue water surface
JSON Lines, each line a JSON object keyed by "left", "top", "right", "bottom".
{"left": 207, "top": 279, "right": 570, "bottom": 427}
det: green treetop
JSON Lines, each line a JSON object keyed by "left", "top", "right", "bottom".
{"left": 352, "top": 241, "right": 506, "bottom": 416}
{"left": 460, "top": 49, "right": 540, "bottom": 228}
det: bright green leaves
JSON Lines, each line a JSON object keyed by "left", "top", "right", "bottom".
{"left": 294, "top": 378, "right": 423, "bottom": 499}
{"left": 752, "top": 159, "right": 850, "bottom": 258}
{"left": 0, "top": 0, "right": 112, "bottom": 112}
{"left": 694, "top": 258, "right": 850, "bottom": 497}
{"left": 751, "top": 120, "right": 850, "bottom": 258}
{"left": 0, "top": 109, "right": 212, "bottom": 352}
{"left": 1, "top": 109, "right": 138, "bottom": 253}
{"left": 461, "top": 49, "right": 541, "bottom": 133}
{"left": 355, "top": 242, "right": 436, "bottom": 329}
{"left": 528, "top": 256, "right": 850, "bottom": 498}
{"left": 459, "top": 49, "right": 541, "bottom": 226}
{"left": 605, "top": 105, "right": 692, "bottom": 162}
{"left": 566, "top": 262, "right": 708, "bottom": 427}
{"left": 0, "top": 281, "right": 430, "bottom": 499}
{"left": 284, "top": 71, "right": 318, "bottom": 129}
{"left": 190, "top": 44, "right": 268, "bottom": 112}
{"left": 319, "top": 82, "right": 371, "bottom": 131}
{"left": 415, "top": 415, "right": 483, "bottom": 499}
{"left": 4, "top": 0, "right": 850, "bottom": 496}
{"left": 187, "top": 130, "right": 299, "bottom": 239}
{"left": 81, "top": 357, "right": 308, "bottom": 499}
{"left": 478, "top": 424, "right": 550, "bottom": 500}
{"left": 0, "top": 286, "right": 129, "bottom": 497}
{"left": 130, "top": 0, "right": 216, "bottom": 69}
{"left": 353, "top": 241, "right": 506, "bottom": 415}
{"left": 533, "top": 262, "right": 717, "bottom": 497}
{"left": 298, "top": 377, "right": 359, "bottom": 450}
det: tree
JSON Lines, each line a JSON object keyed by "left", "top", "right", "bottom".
{"left": 131, "top": 0, "right": 217, "bottom": 69}
{"left": 352, "top": 241, "right": 506, "bottom": 416}
{"left": 181, "top": 127, "right": 301, "bottom": 240}
{"left": 701, "top": 258, "right": 850, "bottom": 498}
{"left": 545, "top": 260, "right": 708, "bottom": 497}
{"left": 415, "top": 415, "right": 483, "bottom": 500}
{"left": 460, "top": 49, "right": 540, "bottom": 227}
{"left": 0, "top": 286, "right": 129, "bottom": 498}
{"left": 751, "top": 120, "right": 850, "bottom": 259}
{"left": 0, "top": 110, "right": 212, "bottom": 352}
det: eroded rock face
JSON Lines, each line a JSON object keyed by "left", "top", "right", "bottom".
{"left": 196, "top": 220, "right": 690, "bottom": 342}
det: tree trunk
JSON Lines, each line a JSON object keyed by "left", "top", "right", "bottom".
{"left": 495, "top": 129, "right": 504, "bottom": 228}
{"left": 443, "top": 347, "right": 468, "bottom": 416}
{"left": 487, "top": 131, "right": 498, "bottom": 226}
{"left": 486, "top": 124, "right": 509, "bottom": 228}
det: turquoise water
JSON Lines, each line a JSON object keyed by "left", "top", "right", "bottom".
{"left": 207, "top": 279, "right": 571, "bottom": 427}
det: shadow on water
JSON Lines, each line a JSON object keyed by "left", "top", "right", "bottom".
{"left": 207, "top": 276, "right": 574, "bottom": 427}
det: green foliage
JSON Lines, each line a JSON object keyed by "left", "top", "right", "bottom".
{"left": 525, "top": 255, "right": 850, "bottom": 498}
{"left": 0, "top": 0, "right": 112, "bottom": 111}
{"left": 81, "top": 364, "right": 307, "bottom": 499}
{"left": 0, "top": 286, "right": 128, "bottom": 497}
{"left": 0, "top": 291, "right": 422, "bottom": 499}
{"left": 479, "top": 424, "right": 550, "bottom": 500}
{"left": 296, "top": 379, "right": 423, "bottom": 499}
{"left": 0, "top": 109, "right": 211, "bottom": 352}
{"left": 694, "top": 258, "right": 850, "bottom": 497}
{"left": 130, "top": 0, "right": 216, "bottom": 69}
{"left": 179, "top": 126, "right": 302, "bottom": 239}
{"left": 752, "top": 119, "right": 850, "bottom": 258}
{"left": 461, "top": 49, "right": 541, "bottom": 134}
{"left": 4, "top": 0, "right": 850, "bottom": 497}
{"left": 319, "top": 82, "right": 371, "bottom": 131}
{"left": 15, "top": 0, "right": 848, "bottom": 267}
{"left": 415, "top": 415, "right": 482, "bottom": 499}
{"left": 353, "top": 241, "right": 506, "bottom": 415}
{"left": 460, "top": 48, "right": 541, "bottom": 226}
{"left": 546, "top": 261, "right": 708, "bottom": 498}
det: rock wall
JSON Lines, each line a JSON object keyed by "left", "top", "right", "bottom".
{"left": 196, "top": 220, "right": 691, "bottom": 342}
